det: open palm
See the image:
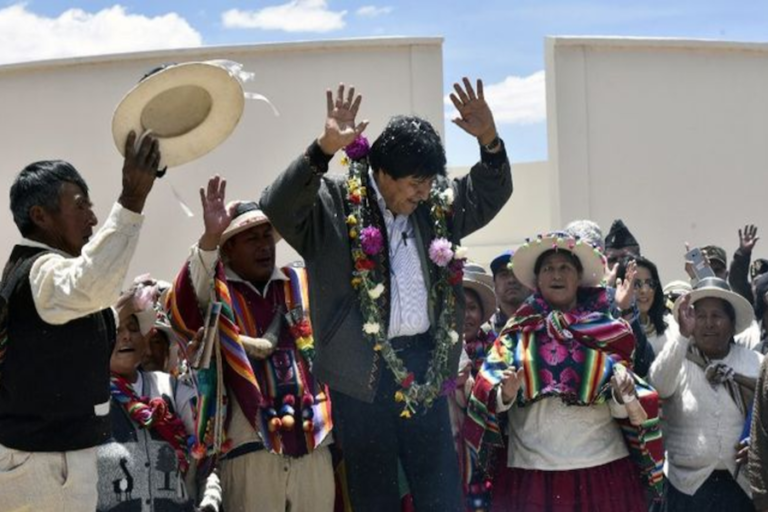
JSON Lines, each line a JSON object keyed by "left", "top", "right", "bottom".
{"left": 319, "top": 84, "right": 369, "bottom": 154}
{"left": 200, "top": 176, "right": 231, "bottom": 240}
{"left": 449, "top": 77, "right": 497, "bottom": 143}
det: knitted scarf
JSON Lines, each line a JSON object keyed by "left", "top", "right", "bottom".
{"left": 463, "top": 289, "right": 664, "bottom": 503}
{"left": 110, "top": 372, "right": 190, "bottom": 474}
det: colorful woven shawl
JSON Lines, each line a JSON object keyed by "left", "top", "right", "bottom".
{"left": 110, "top": 372, "right": 190, "bottom": 473}
{"left": 168, "top": 261, "right": 331, "bottom": 456}
{"left": 168, "top": 261, "right": 260, "bottom": 458}
{"left": 464, "top": 289, "right": 664, "bottom": 499}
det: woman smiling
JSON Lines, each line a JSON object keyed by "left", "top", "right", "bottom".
{"left": 465, "top": 232, "right": 662, "bottom": 512}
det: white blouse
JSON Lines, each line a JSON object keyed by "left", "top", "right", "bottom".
{"left": 497, "top": 390, "right": 630, "bottom": 471}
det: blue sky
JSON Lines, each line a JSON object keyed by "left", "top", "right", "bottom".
{"left": 2, "top": 0, "right": 768, "bottom": 164}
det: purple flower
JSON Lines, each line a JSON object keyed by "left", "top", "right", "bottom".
{"left": 360, "top": 226, "right": 384, "bottom": 255}
{"left": 429, "top": 238, "right": 454, "bottom": 267}
{"left": 344, "top": 136, "right": 371, "bottom": 161}
{"left": 440, "top": 377, "right": 458, "bottom": 396}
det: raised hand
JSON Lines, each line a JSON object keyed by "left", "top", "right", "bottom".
{"left": 119, "top": 131, "right": 161, "bottom": 213}
{"left": 615, "top": 260, "right": 637, "bottom": 312}
{"left": 449, "top": 77, "right": 498, "bottom": 145}
{"left": 606, "top": 262, "right": 619, "bottom": 288}
{"left": 739, "top": 224, "right": 760, "bottom": 253}
{"left": 677, "top": 293, "right": 696, "bottom": 338}
{"left": 684, "top": 242, "right": 712, "bottom": 280}
{"left": 317, "top": 83, "right": 369, "bottom": 155}
{"left": 198, "top": 175, "right": 231, "bottom": 251}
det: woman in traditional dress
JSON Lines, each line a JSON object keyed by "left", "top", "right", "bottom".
{"left": 465, "top": 231, "right": 663, "bottom": 512}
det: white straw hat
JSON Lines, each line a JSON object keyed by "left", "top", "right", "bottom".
{"left": 673, "top": 277, "right": 754, "bottom": 335}
{"left": 510, "top": 231, "right": 607, "bottom": 290}
{"left": 112, "top": 61, "right": 245, "bottom": 168}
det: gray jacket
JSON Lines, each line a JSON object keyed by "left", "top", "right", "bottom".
{"left": 261, "top": 143, "right": 512, "bottom": 402}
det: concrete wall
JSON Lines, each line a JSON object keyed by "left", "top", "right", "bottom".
{"left": 0, "top": 37, "right": 444, "bottom": 282}
{"left": 547, "top": 37, "right": 768, "bottom": 282}
{"left": 457, "top": 160, "right": 554, "bottom": 270}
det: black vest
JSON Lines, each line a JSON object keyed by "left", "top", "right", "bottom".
{"left": 0, "top": 245, "right": 115, "bottom": 451}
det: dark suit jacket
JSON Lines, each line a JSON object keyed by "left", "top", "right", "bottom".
{"left": 261, "top": 143, "right": 512, "bottom": 402}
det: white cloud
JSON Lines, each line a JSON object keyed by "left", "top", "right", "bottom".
{"left": 0, "top": 4, "right": 202, "bottom": 66}
{"left": 222, "top": 0, "right": 346, "bottom": 33}
{"left": 356, "top": 5, "right": 393, "bottom": 18}
{"left": 446, "top": 71, "right": 546, "bottom": 125}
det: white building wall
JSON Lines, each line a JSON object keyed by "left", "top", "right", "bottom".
{"left": 0, "top": 38, "right": 445, "bottom": 282}
{"left": 547, "top": 37, "right": 768, "bottom": 282}
{"left": 456, "top": 161, "right": 554, "bottom": 270}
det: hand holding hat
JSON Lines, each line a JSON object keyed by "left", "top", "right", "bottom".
{"left": 112, "top": 61, "right": 251, "bottom": 169}
{"left": 118, "top": 131, "right": 161, "bottom": 213}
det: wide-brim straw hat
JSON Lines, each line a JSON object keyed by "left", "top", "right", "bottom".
{"left": 220, "top": 202, "right": 281, "bottom": 246}
{"left": 673, "top": 277, "right": 754, "bottom": 335}
{"left": 462, "top": 264, "right": 496, "bottom": 323}
{"left": 112, "top": 61, "right": 245, "bottom": 168}
{"left": 510, "top": 231, "right": 607, "bottom": 290}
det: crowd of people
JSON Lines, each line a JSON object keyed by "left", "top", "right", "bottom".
{"left": 1, "top": 74, "right": 768, "bottom": 512}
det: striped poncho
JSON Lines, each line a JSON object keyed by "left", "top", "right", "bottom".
{"left": 464, "top": 289, "right": 664, "bottom": 498}
{"left": 167, "top": 261, "right": 332, "bottom": 457}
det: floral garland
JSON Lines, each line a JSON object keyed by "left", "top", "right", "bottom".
{"left": 343, "top": 136, "right": 466, "bottom": 417}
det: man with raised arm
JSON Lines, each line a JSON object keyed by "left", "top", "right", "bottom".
{"left": 0, "top": 132, "right": 161, "bottom": 512}
{"left": 261, "top": 79, "right": 512, "bottom": 511}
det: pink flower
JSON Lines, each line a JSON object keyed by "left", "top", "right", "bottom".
{"left": 568, "top": 344, "right": 586, "bottom": 363}
{"left": 429, "top": 238, "right": 454, "bottom": 267}
{"left": 344, "top": 136, "right": 371, "bottom": 161}
{"left": 360, "top": 226, "right": 384, "bottom": 255}
{"left": 539, "top": 339, "right": 568, "bottom": 365}
{"left": 559, "top": 367, "right": 581, "bottom": 391}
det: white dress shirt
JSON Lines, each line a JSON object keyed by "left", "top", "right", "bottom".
{"left": 649, "top": 329, "right": 763, "bottom": 496}
{"left": 368, "top": 171, "right": 429, "bottom": 339}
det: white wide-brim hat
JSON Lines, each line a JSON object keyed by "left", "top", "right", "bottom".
{"left": 220, "top": 201, "right": 281, "bottom": 246}
{"left": 112, "top": 61, "right": 245, "bottom": 168}
{"left": 673, "top": 277, "right": 754, "bottom": 335}
{"left": 510, "top": 231, "right": 607, "bottom": 290}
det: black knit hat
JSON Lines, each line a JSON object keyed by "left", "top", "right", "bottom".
{"left": 753, "top": 273, "right": 768, "bottom": 321}
{"left": 604, "top": 219, "right": 639, "bottom": 250}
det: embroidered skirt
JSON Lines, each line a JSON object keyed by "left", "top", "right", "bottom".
{"left": 490, "top": 456, "right": 647, "bottom": 512}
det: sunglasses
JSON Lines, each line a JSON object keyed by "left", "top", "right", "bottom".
{"left": 633, "top": 278, "right": 657, "bottom": 290}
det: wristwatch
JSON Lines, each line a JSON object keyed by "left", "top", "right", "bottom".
{"left": 480, "top": 136, "right": 502, "bottom": 152}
